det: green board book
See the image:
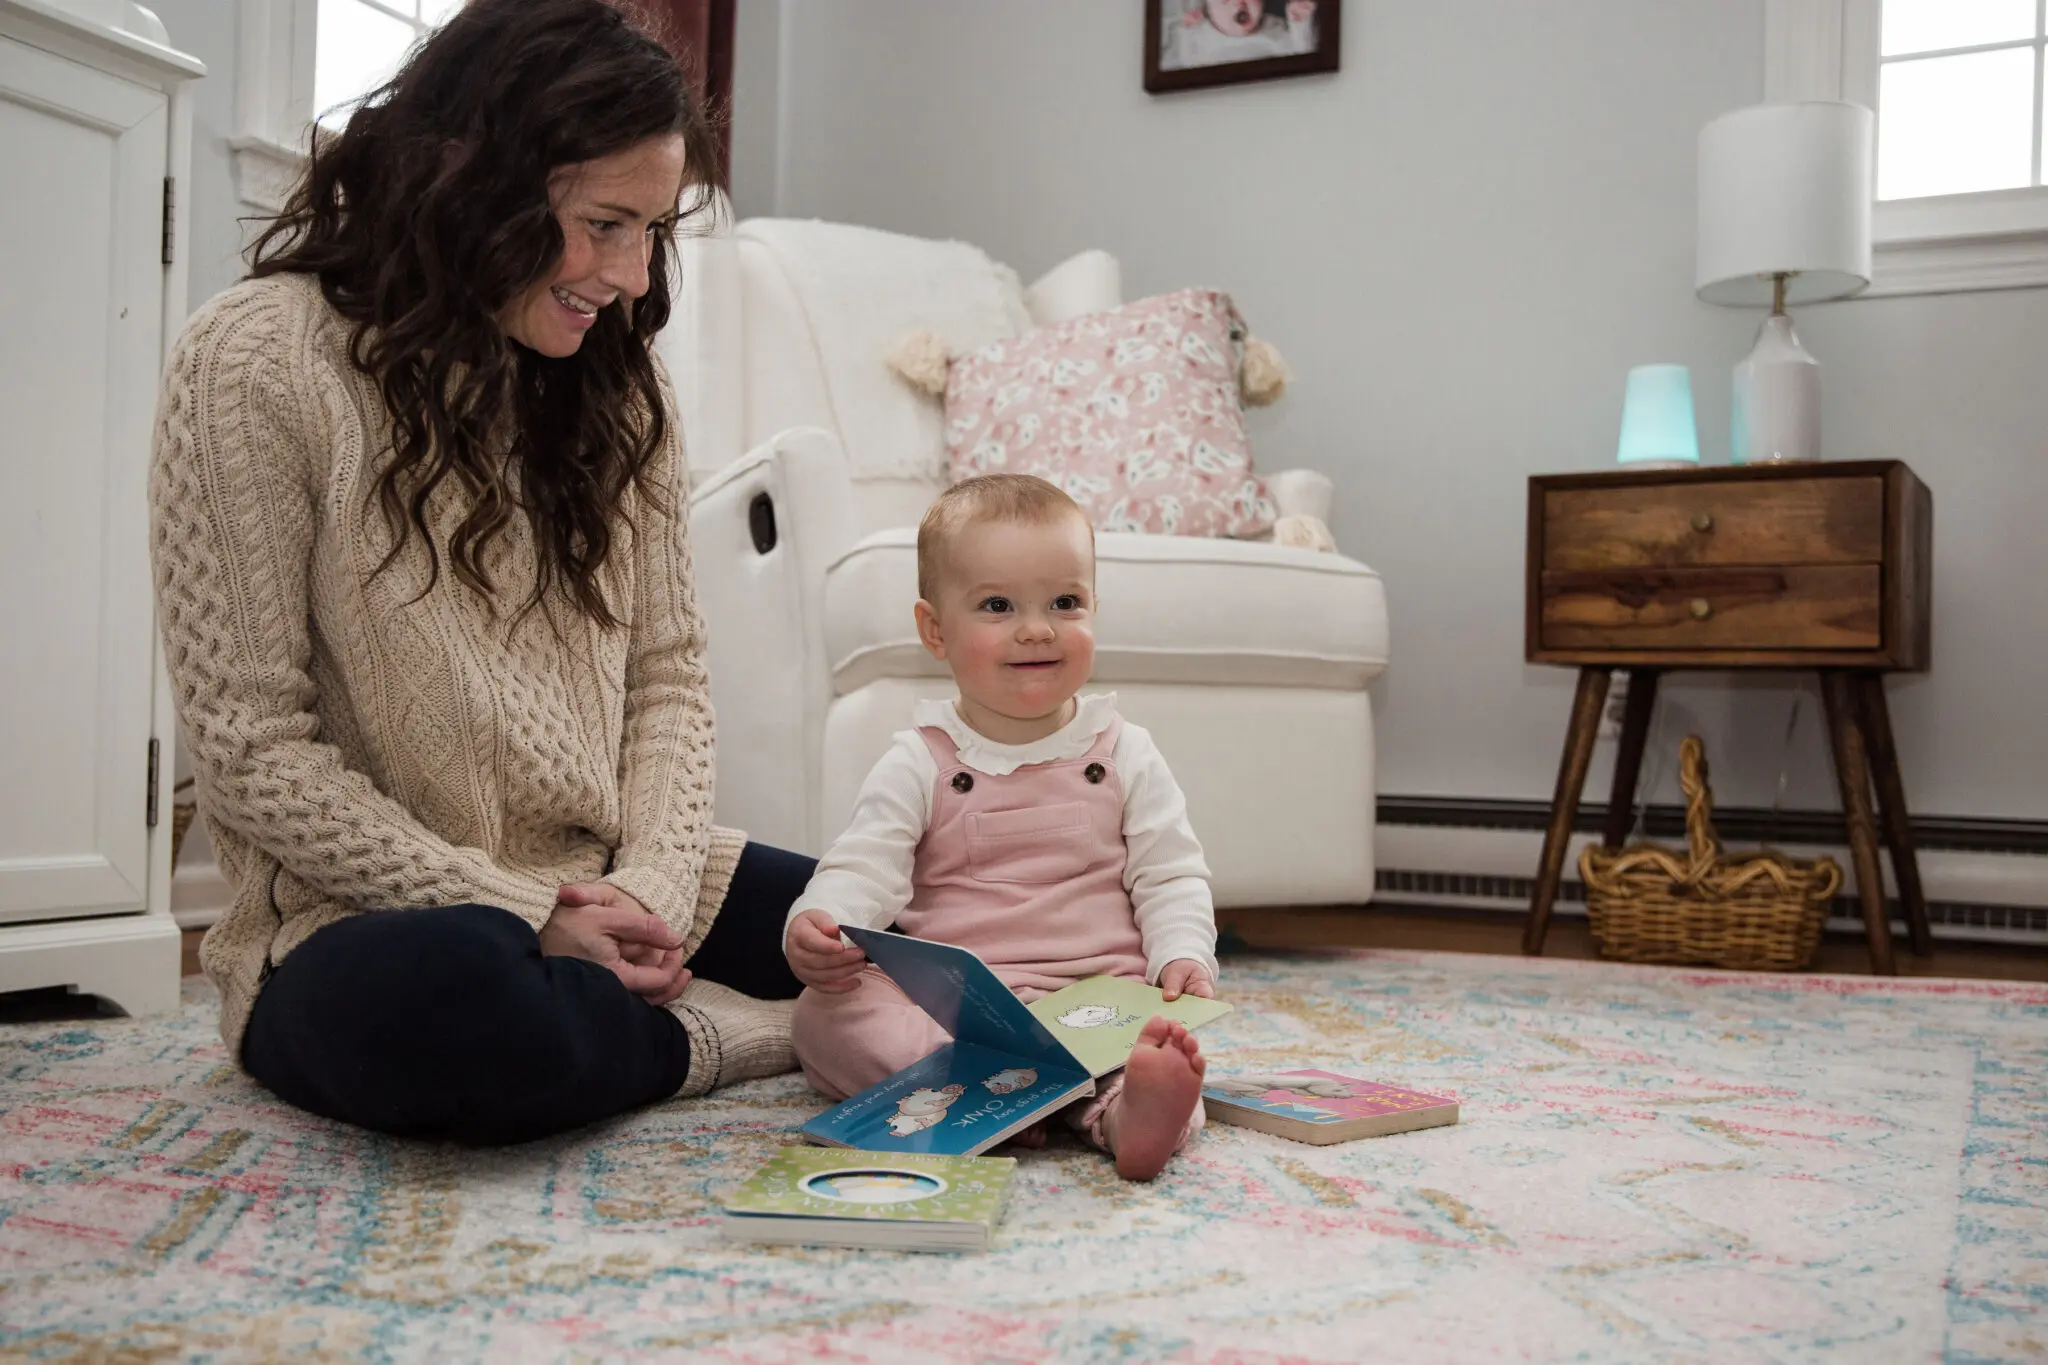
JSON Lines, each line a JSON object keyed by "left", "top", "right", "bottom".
{"left": 722, "top": 1146, "right": 1017, "bottom": 1253}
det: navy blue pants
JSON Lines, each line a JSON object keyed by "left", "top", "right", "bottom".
{"left": 241, "top": 842, "right": 811, "bottom": 1145}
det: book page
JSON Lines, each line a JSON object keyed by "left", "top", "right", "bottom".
{"left": 841, "top": 926, "right": 1078, "bottom": 1068}
{"left": 1026, "top": 976, "right": 1234, "bottom": 1077}
{"left": 801, "top": 1040, "right": 1093, "bottom": 1156}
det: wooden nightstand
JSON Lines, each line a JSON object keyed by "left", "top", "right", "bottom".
{"left": 1522, "top": 460, "right": 1933, "bottom": 975}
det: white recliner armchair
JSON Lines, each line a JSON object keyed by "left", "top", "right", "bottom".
{"left": 662, "top": 212, "right": 1389, "bottom": 907}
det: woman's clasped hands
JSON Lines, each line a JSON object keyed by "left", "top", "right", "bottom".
{"left": 539, "top": 882, "right": 693, "bottom": 1006}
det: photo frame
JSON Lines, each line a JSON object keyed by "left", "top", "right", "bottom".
{"left": 1144, "top": 0, "right": 1341, "bottom": 94}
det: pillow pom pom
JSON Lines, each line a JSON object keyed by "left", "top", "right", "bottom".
{"left": 886, "top": 329, "right": 953, "bottom": 397}
{"left": 1240, "top": 335, "right": 1290, "bottom": 407}
{"left": 1272, "top": 513, "right": 1336, "bottom": 553}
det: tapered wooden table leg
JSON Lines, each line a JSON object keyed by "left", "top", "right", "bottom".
{"left": 1601, "top": 669, "right": 1660, "bottom": 849}
{"left": 1820, "top": 670, "right": 1897, "bottom": 975}
{"left": 1857, "top": 673, "right": 1933, "bottom": 958}
{"left": 1525, "top": 666, "right": 1611, "bottom": 956}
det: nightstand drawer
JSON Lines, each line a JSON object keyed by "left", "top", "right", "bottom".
{"left": 1539, "top": 564, "right": 1881, "bottom": 651}
{"left": 1543, "top": 476, "right": 1884, "bottom": 571}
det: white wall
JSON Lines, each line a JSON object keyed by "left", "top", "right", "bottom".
{"left": 727, "top": 0, "right": 781, "bottom": 218}
{"left": 747, "top": 0, "right": 2048, "bottom": 820}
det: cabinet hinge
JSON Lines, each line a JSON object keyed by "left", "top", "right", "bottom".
{"left": 146, "top": 738, "right": 161, "bottom": 829}
{"left": 161, "top": 176, "right": 175, "bottom": 266}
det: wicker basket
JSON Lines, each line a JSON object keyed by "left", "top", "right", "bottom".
{"left": 1578, "top": 736, "right": 1842, "bottom": 971}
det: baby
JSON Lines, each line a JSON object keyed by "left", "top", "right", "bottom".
{"left": 1164, "top": 0, "right": 1319, "bottom": 70}
{"left": 785, "top": 474, "right": 1217, "bottom": 1182}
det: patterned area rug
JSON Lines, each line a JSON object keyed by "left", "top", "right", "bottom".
{"left": 2, "top": 950, "right": 2043, "bottom": 1364}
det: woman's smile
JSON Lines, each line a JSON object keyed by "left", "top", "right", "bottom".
{"left": 551, "top": 285, "right": 605, "bottom": 319}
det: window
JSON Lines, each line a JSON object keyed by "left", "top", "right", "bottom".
{"left": 1877, "top": 0, "right": 2044, "bottom": 200}
{"left": 230, "top": 0, "right": 461, "bottom": 214}
{"left": 1765, "top": 0, "right": 2048, "bottom": 295}
{"left": 315, "top": 0, "right": 462, "bottom": 128}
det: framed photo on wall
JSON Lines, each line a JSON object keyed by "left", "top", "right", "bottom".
{"left": 1145, "top": 0, "right": 1341, "bottom": 94}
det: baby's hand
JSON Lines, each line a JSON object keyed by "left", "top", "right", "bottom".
{"left": 1158, "top": 959, "right": 1216, "bottom": 1002}
{"left": 785, "top": 909, "right": 867, "bottom": 993}
{"left": 1287, "top": 0, "right": 1316, "bottom": 26}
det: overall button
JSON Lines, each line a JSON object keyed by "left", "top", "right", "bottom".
{"left": 951, "top": 771, "right": 974, "bottom": 793}
{"left": 1084, "top": 762, "right": 1106, "bottom": 784}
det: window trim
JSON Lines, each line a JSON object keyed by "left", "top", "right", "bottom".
{"left": 229, "top": 0, "right": 316, "bottom": 213}
{"left": 231, "top": 0, "right": 443, "bottom": 213}
{"left": 1768, "top": 0, "right": 2048, "bottom": 295}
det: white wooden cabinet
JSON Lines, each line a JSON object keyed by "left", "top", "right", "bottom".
{"left": 0, "top": 0, "right": 201, "bottom": 1014}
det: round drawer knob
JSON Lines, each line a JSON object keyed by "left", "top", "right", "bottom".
{"left": 1691, "top": 510, "right": 1714, "bottom": 533}
{"left": 1688, "top": 598, "right": 1713, "bottom": 620}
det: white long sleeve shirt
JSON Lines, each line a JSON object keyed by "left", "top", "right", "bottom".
{"left": 787, "top": 694, "right": 1219, "bottom": 982}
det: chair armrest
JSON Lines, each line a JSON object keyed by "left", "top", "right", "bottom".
{"left": 687, "top": 427, "right": 859, "bottom": 852}
{"left": 661, "top": 192, "right": 744, "bottom": 478}
{"left": 1265, "top": 468, "right": 1334, "bottom": 523}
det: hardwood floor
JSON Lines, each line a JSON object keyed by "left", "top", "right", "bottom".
{"left": 174, "top": 909, "right": 2048, "bottom": 983}
{"left": 1216, "top": 904, "right": 2048, "bottom": 983}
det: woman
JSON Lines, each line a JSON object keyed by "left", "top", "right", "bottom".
{"left": 150, "top": 0, "right": 804, "bottom": 1144}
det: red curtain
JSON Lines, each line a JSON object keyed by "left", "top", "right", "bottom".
{"left": 621, "top": 0, "right": 734, "bottom": 183}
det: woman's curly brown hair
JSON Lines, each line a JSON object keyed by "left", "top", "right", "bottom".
{"left": 249, "top": 0, "right": 721, "bottom": 626}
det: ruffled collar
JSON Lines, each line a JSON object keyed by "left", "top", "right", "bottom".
{"left": 913, "top": 693, "right": 1118, "bottom": 776}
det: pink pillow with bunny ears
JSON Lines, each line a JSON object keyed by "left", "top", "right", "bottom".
{"left": 941, "top": 289, "right": 1277, "bottom": 538}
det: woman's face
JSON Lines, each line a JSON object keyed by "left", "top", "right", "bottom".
{"left": 500, "top": 133, "right": 689, "bottom": 358}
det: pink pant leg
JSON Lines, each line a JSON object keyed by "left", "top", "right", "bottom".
{"left": 790, "top": 966, "right": 953, "bottom": 1100}
{"left": 1062, "top": 1071, "right": 1207, "bottom": 1154}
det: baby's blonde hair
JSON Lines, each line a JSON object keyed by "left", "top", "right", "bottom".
{"left": 916, "top": 474, "right": 1093, "bottom": 602}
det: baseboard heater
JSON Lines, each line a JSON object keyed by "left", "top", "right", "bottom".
{"left": 1376, "top": 797, "right": 2048, "bottom": 948}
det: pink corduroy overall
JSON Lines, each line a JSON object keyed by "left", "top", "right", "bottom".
{"left": 791, "top": 715, "right": 1204, "bottom": 1151}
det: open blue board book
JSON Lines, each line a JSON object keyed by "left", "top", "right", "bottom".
{"left": 801, "top": 927, "right": 1233, "bottom": 1157}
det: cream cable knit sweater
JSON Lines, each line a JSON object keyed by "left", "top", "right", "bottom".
{"left": 150, "top": 273, "right": 742, "bottom": 1054}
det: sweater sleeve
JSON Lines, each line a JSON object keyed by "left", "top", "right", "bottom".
{"left": 597, "top": 360, "right": 720, "bottom": 935}
{"left": 1116, "top": 724, "right": 1219, "bottom": 983}
{"left": 784, "top": 735, "right": 933, "bottom": 945}
{"left": 149, "top": 286, "right": 559, "bottom": 927}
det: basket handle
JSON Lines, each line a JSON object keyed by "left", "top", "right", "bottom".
{"left": 1678, "top": 735, "right": 1722, "bottom": 875}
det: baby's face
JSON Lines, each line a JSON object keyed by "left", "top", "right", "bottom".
{"left": 919, "top": 515, "right": 1096, "bottom": 734}
{"left": 1205, "top": 0, "right": 1264, "bottom": 36}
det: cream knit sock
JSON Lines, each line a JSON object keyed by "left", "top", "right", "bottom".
{"left": 668, "top": 979, "right": 797, "bottom": 1097}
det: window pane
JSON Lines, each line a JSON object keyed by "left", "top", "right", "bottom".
{"left": 419, "top": 0, "right": 462, "bottom": 28}
{"left": 1879, "top": 47, "right": 2036, "bottom": 198}
{"left": 315, "top": 0, "right": 417, "bottom": 129}
{"left": 1881, "top": 0, "right": 2036, "bottom": 56}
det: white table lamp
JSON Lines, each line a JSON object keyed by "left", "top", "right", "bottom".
{"left": 1696, "top": 101, "right": 1873, "bottom": 463}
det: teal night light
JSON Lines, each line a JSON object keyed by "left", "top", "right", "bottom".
{"left": 1615, "top": 364, "right": 1701, "bottom": 469}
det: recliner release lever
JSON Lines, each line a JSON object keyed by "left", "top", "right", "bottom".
{"left": 748, "top": 492, "right": 777, "bottom": 555}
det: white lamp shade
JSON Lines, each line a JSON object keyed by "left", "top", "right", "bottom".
{"left": 1697, "top": 101, "right": 1874, "bottom": 306}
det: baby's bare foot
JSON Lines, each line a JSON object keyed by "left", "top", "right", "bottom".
{"left": 1105, "top": 1017, "right": 1206, "bottom": 1181}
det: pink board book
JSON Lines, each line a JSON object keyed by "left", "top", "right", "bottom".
{"left": 1201, "top": 1070, "right": 1460, "bottom": 1145}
